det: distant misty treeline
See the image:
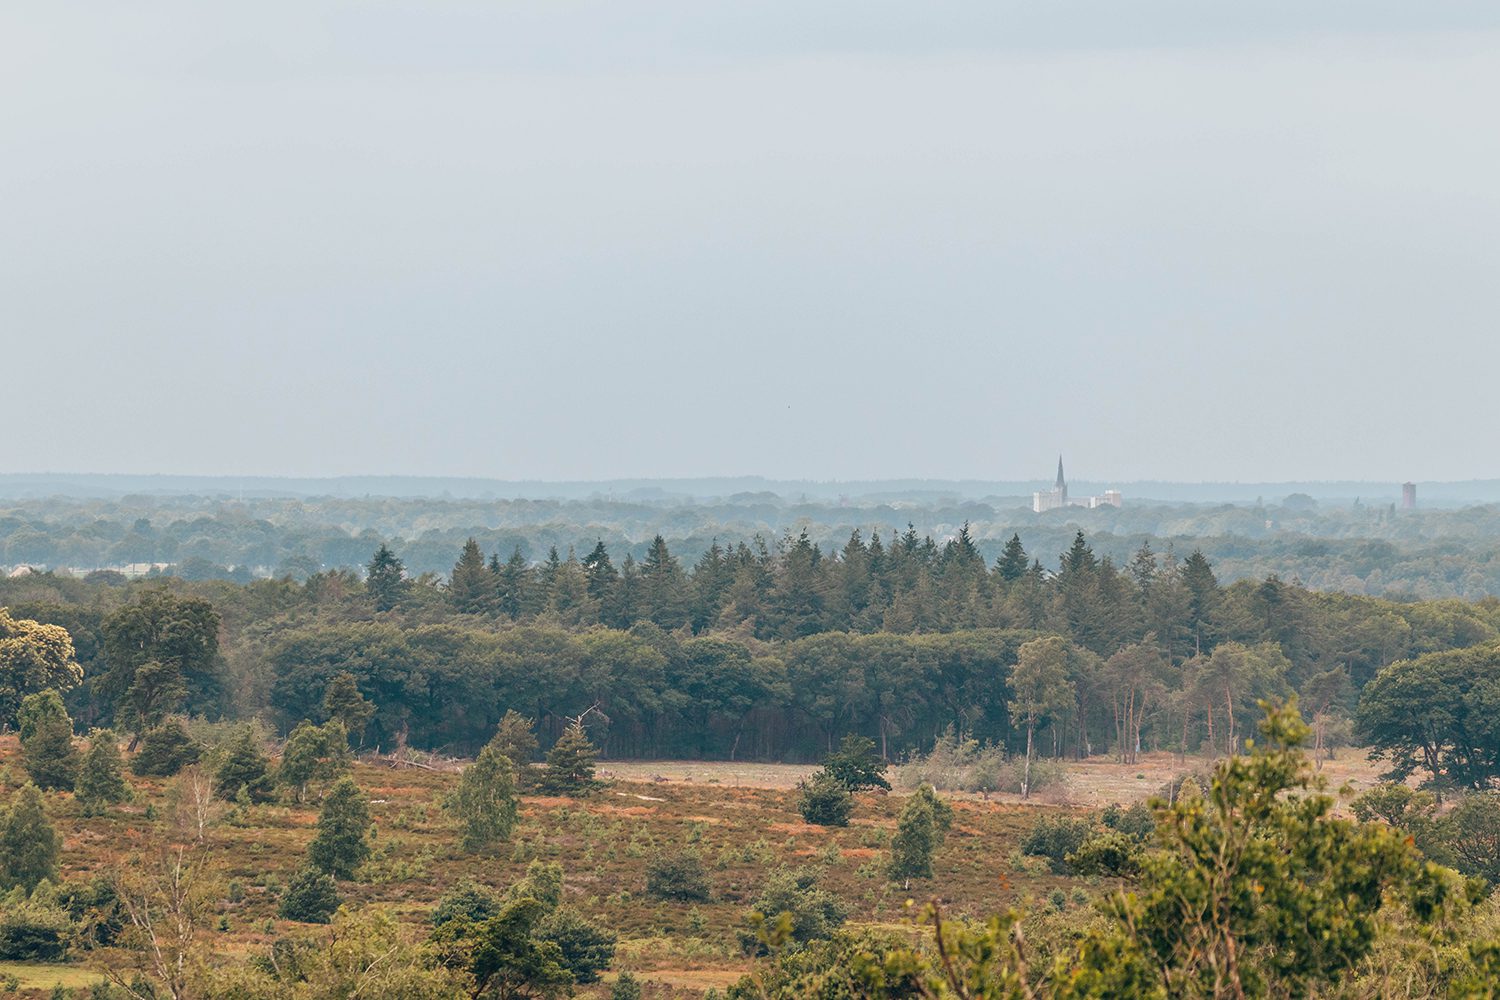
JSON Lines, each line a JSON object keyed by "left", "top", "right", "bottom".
{"left": 4, "top": 492, "right": 1500, "bottom": 598}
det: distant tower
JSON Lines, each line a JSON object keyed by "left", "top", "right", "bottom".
{"left": 1033, "top": 455, "right": 1069, "bottom": 513}
{"left": 1402, "top": 482, "right": 1416, "bottom": 510}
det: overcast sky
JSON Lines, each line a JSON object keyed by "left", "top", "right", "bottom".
{"left": 4, "top": 2, "right": 1498, "bottom": 483}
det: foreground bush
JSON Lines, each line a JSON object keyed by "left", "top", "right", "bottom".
{"left": 797, "top": 772, "right": 853, "bottom": 827}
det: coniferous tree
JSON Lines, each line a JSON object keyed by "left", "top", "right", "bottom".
{"left": 214, "top": 727, "right": 273, "bottom": 802}
{"left": 16, "top": 690, "right": 78, "bottom": 791}
{"left": 365, "top": 544, "right": 409, "bottom": 613}
{"left": 308, "top": 776, "right": 372, "bottom": 879}
{"left": 75, "top": 728, "right": 130, "bottom": 815}
{"left": 321, "top": 672, "right": 374, "bottom": 746}
{"left": 497, "top": 547, "right": 531, "bottom": 619}
{"left": 448, "top": 538, "right": 495, "bottom": 615}
{"left": 0, "top": 783, "right": 58, "bottom": 891}
{"left": 640, "top": 536, "right": 686, "bottom": 628}
{"left": 446, "top": 742, "right": 519, "bottom": 852}
{"left": 996, "top": 533, "right": 1029, "bottom": 582}
{"left": 581, "top": 541, "right": 618, "bottom": 605}
{"left": 539, "top": 721, "right": 599, "bottom": 796}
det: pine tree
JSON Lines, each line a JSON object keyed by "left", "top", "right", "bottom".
{"left": 16, "top": 690, "right": 78, "bottom": 791}
{"left": 446, "top": 742, "right": 519, "bottom": 852}
{"left": 497, "top": 547, "right": 531, "bottom": 619}
{"left": 641, "top": 535, "right": 686, "bottom": 628}
{"left": 0, "top": 783, "right": 58, "bottom": 891}
{"left": 449, "top": 538, "right": 495, "bottom": 614}
{"left": 321, "top": 671, "right": 374, "bottom": 745}
{"left": 308, "top": 776, "right": 372, "bottom": 879}
{"left": 365, "top": 544, "right": 409, "bottom": 613}
{"left": 996, "top": 533, "right": 1029, "bottom": 582}
{"left": 539, "top": 721, "right": 599, "bottom": 796}
{"left": 75, "top": 728, "right": 130, "bottom": 815}
{"left": 214, "top": 727, "right": 273, "bottom": 802}
{"left": 581, "top": 541, "right": 617, "bottom": 604}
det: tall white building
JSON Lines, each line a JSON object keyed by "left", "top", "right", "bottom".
{"left": 1033, "top": 457, "right": 1122, "bottom": 512}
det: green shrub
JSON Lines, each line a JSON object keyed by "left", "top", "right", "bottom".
{"left": 0, "top": 884, "right": 70, "bottom": 961}
{"left": 645, "top": 850, "right": 711, "bottom": 902}
{"left": 797, "top": 773, "right": 853, "bottom": 828}
{"left": 17, "top": 691, "right": 79, "bottom": 792}
{"left": 1020, "top": 814, "right": 1094, "bottom": 874}
{"left": 535, "top": 905, "right": 616, "bottom": 983}
{"left": 278, "top": 867, "right": 339, "bottom": 924}
{"left": 130, "top": 720, "right": 200, "bottom": 778}
{"left": 741, "top": 867, "right": 848, "bottom": 953}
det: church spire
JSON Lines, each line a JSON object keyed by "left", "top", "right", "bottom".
{"left": 1056, "top": 455, "right": 1065, "bottom": 489}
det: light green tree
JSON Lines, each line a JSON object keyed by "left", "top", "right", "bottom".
{"left": 1008, "top": 637, "right": 1076, "bottom": 799}
{"left": 445, "top": 741, "right": 519, "bottom": 852}
{"left": 17, "top": 690, "right": 78, "bottom": 791}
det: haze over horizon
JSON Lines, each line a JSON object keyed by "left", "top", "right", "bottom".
{"left": 5, "top": 1, "right": 1498, "bottom": 483}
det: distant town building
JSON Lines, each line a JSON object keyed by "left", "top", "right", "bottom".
{"left": 1402, "top": 482, "right": 1416, "bottom": 509}
{"left": 1032, "top": 457, "right": 1122, "bottom": 513}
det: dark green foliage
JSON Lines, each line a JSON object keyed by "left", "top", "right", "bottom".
{"left": 449, "top": 538, "right": 495, "bottom": 615}
{"left": 1068, "top": 827, "right": 1146, "bottom": 877}
{"left": 491, "top": 710, "right": 539, "bottom": 775}
{"left": 277, "top": 866, "right": 339, "bottom": 923}
{"left": 610, "top": 971, "right": 642, "bottom": 1000}
{"left": 0, "top": 886, "right": 71, "bottom": 962}
{"left": 1021, "top": 814, "right": 1094, "bottom": 874}
{"left": 822, "top": 734, "right": 890, "bottom": 792}
{"left": 797, "top": 772, "right": 853, "bottom": 827}
{"left": 431, "top": 879, "right": 502, "bottom": 929}
{"left": 742, "top": 866, "right": 848, "bottom": 953}
{"left": 214, "top": 726, "right": 273, "bottom": 802}
{"left": 129, "top": 719, "right": 200, "bottom": 777}
{"left": 276, "top": 720, "right": 352, "bottom": 801}
{"left": 535, "top": 905, "right": 616, "bottom": 983}
{"left": 74, "top": 729, "right": 130, "bottom": 815}
{"left": 434, "top": 896, "right": 572, "bottom": 999}
{"left": 0, "top": 784, "right": 58, "bottom": 892}
{"left": 307, "top": 776, "right": 371, "bottom": 879}
{"left": 888, "top": 786, "right": 951, "bottom": 881}
{"left": 101, "top": 589, "right": 223, "bottom": 730}
{"left": 645, "top": 849, "right": 711, "bottom": 901}
{"left": 17, "top": 690, "right": 78, "bottom": 791}
{"left": 365, "top": 544, "right": 409, "bottom": 612}
{"left": 445, "top": 742, "right": 518, "bottom": 851}
{"left": 320, "top": 671, "right": 373, "bottom": 745}
{"left": 1101, "top": 801, "right": 1156, "bottom": 840}
{"left": 1358, "top": 643, "right": 1500, "bottom": 790}
{"left": 539, "top": 721, "right": 598, "bottom": 796}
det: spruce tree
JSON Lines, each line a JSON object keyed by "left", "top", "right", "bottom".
{"left": 365, "top": 544, "right": 408, "bottom": 612}
{"left": 16, "top": 690, "right": 78, "bottom": 792}
{"left": 308, "top": 776, "right": 372, "bottom": 879}
{"left": 321, "top": 672, "right": 373, "bottom": 745}
{"left": 74, "top": 728, "right": 130, "bottom": 815}
{"left": 0, "top": 783, "right": 59, "bottom": 891}
{"left": 996, "top": 533, "right": 1029, "bottom": 582}
{"left": 449, "top": 538, "right": 495, "bottom": 614}
{"left": 446, "top": 742, "right": 519, "bottom": 852}
{"left": 539, "top": 721, "right": 598, "bottom": 796}
{"left": 214, "top": 727, "right": 273, "bottom": 802}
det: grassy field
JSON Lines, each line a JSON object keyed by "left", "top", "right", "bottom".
{"left": 11, "top": 741, "right": 1391, "bottom": 997}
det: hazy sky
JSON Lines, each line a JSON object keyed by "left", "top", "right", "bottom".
{"left": 5, "top": 2, "right": 1498, "bottom": 483}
